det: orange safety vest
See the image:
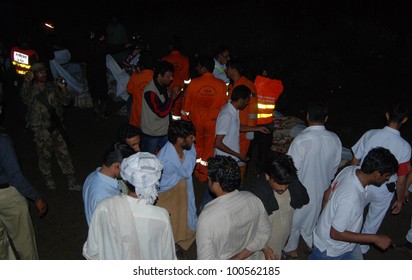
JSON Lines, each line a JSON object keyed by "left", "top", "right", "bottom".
{"left": 161, "top": 50, "right": 190, "bottom": 119}
{"left": 254, "top": 75, "right": 284, "bottom": 125}
{"left": 10, "top": 47, "right": 38, "bottom": 76}
{"left": 126, "top": 69, "right": 154, "bottom": 128}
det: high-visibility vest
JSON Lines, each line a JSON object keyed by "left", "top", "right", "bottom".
{"left": 254, "top": 75, "right": 284, "bottom": 125}
{"left": 10, "top": 47, "right": 38, "bottom": 76}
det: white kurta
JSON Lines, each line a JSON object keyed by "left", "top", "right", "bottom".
{"left": 351, "top": 126, "right": 412, "bottom": 253}
{"left": 83, "top": 195, "right": 176, "bottom": 260}
{"left": 196, "top": 190, "right": 271, "bottom": 260}
{"left": 284, "top": 125, "right": 342, "bottom": 250}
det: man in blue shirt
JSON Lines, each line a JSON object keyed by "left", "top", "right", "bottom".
{"left": 82, "top": 142, "right": 133, "bottom": 225}
{"left": 0, "top": 127, "right": 47, "bottom": 259}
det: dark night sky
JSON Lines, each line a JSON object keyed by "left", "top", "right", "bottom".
{"left": 1, "top": 0, "right": 412, "bottom": 147}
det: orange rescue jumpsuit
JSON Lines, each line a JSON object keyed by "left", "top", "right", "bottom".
{"left": 126, "top": 69, "right": 154, "bottom": 128}
{"left": 162, "top": 50, "right": 190, "bottom": 120}
{"left": 181, "top": 72, "right": 228, "bottom": 182}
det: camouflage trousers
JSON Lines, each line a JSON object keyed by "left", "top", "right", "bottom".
{"left": 32, "top": 128, "right": 75, "bottom": 177}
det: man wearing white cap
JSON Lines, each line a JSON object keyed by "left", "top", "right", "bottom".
{"left": 83, "top": 152, "right": 176, "bottom": 260}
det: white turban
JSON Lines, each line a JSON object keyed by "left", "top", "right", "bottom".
{"left": 120, "top": 152, "right": 163, "bottom": 204}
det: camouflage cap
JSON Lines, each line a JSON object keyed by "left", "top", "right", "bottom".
{"left": 30, "top": 62, "right": 48, "bottom": 73}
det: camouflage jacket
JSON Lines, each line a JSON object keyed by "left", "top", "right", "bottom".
{"left": 20, "top": 82, "right": 74, "bottom": 130}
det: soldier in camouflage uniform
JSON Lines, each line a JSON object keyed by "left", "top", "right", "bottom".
{"left": 20, "top": 62, "right": 81, "bottom": 191}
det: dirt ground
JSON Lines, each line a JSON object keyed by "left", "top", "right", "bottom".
{"left": 2, "top": 1, "right": 412, "bottom": 260}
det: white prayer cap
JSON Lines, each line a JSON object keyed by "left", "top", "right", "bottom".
{"left": 120, "top": 152, "right": 163, "bottom": 204}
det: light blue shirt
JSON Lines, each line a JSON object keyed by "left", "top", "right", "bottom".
{"left": 213, "top": 59, "right": 230, "bottom": 84}
{"left": 157, "top": 141, "right": 197, "bottom": 231}
{"left": 82, "top": 168, "right": 121, "bottom": 225}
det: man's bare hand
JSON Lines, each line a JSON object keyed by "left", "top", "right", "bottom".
{"left": 237, "top": 153, "right": 249, "bottom": 162}
{"left": 24, "top": 71, "right": 34, "bottom": 82}
{"left": 35, "top": 199, "right": 48, "bottom": 218}
{"left": 170, "top": 85, "right": 183, "bottom": 100}
{"left": 256, "top": 126, "right": 270, "bottom": 134}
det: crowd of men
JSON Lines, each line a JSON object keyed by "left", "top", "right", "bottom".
{"left": 1, "top": 19, "right": 412, "bottom": 260}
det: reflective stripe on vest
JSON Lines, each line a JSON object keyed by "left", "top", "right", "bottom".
{"left": 172, "top": 115, "right": 181, "bottom": 120}
{"left": 257, "top": 113, "right": 274, "bottom": 119}
{"left": 196, "top": 158, "right": 208, "bottom": 166}
{"left": 181, "top": 110, "right": 190, "bottom": 116}
{"left": 257, "top": 103, "right": 275, "bottom": 109}
{"left": 184, "top": 79, "right": 191, "bottom": 85}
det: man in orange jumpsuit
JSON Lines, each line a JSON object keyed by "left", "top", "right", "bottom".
{"left": 126, "top": 51, "right": 155, "bottom": 128}
{"left": 181, "top": 56, "right": 227, "bottom": 182}
{"left": 226, "top": 59, "right": 258, "bottom": 179}
{"left": 161, "top": 36, "right": 190, "bottom": 121}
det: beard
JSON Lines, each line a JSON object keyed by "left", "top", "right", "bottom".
{"left": 182, "top": 143, "right": 191, "bottom": 150}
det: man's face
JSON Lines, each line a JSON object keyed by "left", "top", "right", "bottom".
{"left": 238, "top": 96, "right": 250, "bottom": 110}
{"left": 196, "top": 63, "right": 203, "bottom": 76}
{"left": 157, "top": 71, "right": 173, "bottom": 87}
{"left": 34, "top": 69, "right": 48, "bottom": 83}
{"left": 218, "top": 50, "right": 230, "bottom": 65}
{"left": 225, "top": 66, "right": 234, "bottom": 80}
{"left": 181, "top": 134, "right": 195, "bottom": 150}
{"left": 265, "top": 174, "right": 288, "bottom": 194}
{"left": 126, "top": 135, "right": 140, "bottom": 153}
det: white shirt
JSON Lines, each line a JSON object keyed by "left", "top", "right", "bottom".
{"left": 352, "top": 126, "right": 411, "bottom": 185}
{"left": 83, "top": 195, "right": 176, "bottom": 260}
{"left": 313, "top": 166, "right": 367, "bottom": 257}
{"left": 196, "top": 190, "right": 271, "bottom": 260}
{"left": 285, "top": 125, "right": 342, "bottom": 248}
{"left": 215, "top": 102, "right": 240, "bottom": 161}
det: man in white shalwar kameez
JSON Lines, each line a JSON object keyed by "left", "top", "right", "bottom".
{"left": 196, "top": 155, "right": 273, "bottom": 260}
{"left": 156, "top": 120, "right": 197, "bottom": 253}
{"left": 283, "top": 101, "right": 341, "bottom": 259}
{"left": 82, "top": 152, "right": 176, "bottom": 260}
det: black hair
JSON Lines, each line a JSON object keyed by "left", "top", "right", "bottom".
{"left": 154, "top": 60, "right": 174, "bottom": 77}
{"left": 118, "top": 123, "right": 141, "bottom": 141}
{"left": 231, "top": 85, "right": 251, "bottom": 102}
{"left": 168, "top": 35, "right": 182, "bottom": 51}
{"left": 386, "top": 103, "right": 409, "bottom": 124}
{"left": 102, "top": 141, "right": 134, "bottom": 167}
{"left": 263, "top": 151, "right": 298, "bottom": 184}
{"left": 196, "top": 55, "right": 215, "bottom": 73}
{"left": 306, "top": 99, "right": 328, "bottom": 123}
{"left": 207, "top": 155, "right": 240, "bottom": 192}
{"left": 168, "top": 120, "right": 196, "bottom": 144}
{"left": 214, "top": 45, "right": 230, "bottom": 59}
{"left": 226, "top": 59, "right": 244, "bottom": 76}
{"left": 361, "top": 147, "right": 398, "bottom": 175}
{"left": 125, "top": 180, "right": 135, "bottom": 194}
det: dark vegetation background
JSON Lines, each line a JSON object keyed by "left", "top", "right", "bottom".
{"left": 1, "top": 0, "right": 412, "bottom": 259}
